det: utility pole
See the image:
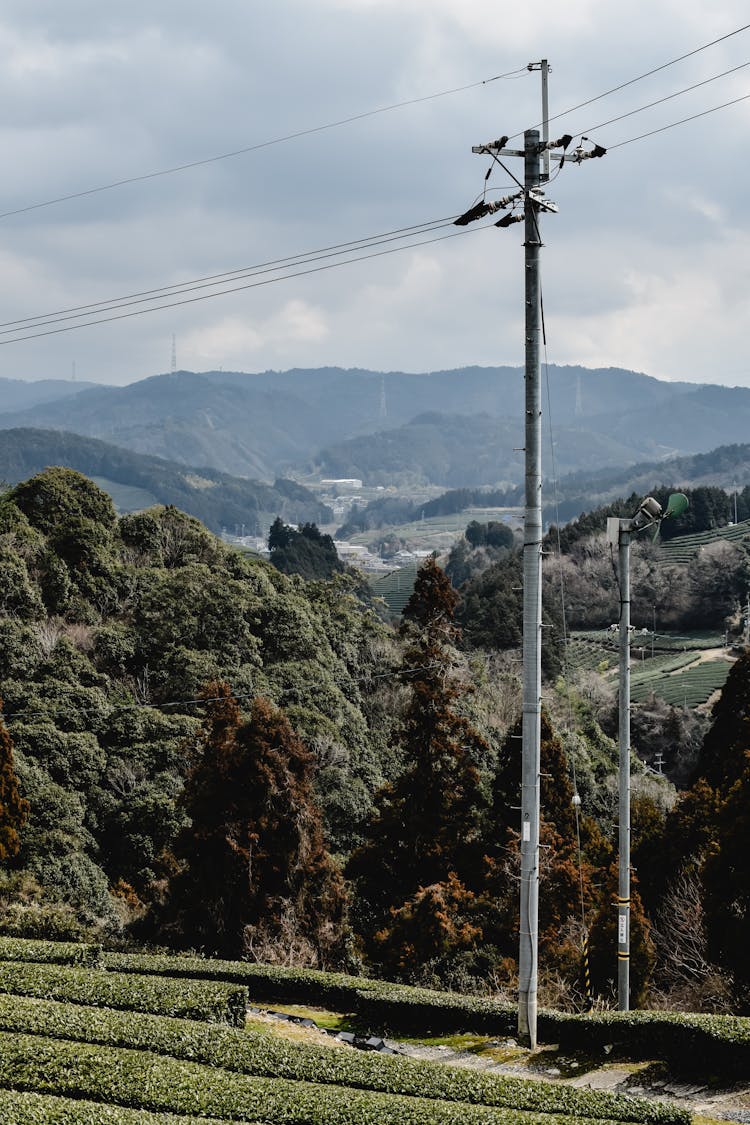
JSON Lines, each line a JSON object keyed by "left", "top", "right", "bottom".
{"left": 617, "top": 520, "right": 632, "bottom": 1010}
{"left": 457, "top": 82, "right": 606, "bottom": 1050}
{"left": 607, "top": 492, "right": 687, "bottom": 1010}
{"left": 518, "top": 128, "right": 544, "bottom": 1048}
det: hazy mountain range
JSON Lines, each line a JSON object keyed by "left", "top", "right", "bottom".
{"left": 2, "top": 365, "right": 750, "bottom": 488}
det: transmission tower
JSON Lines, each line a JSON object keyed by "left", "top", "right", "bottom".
{"left": 575, "top": 373, "right": 583, "bottom": 417}
{"left": 171, "top": 334, "right": 177, "bottom": 374}
{"left": 379, "top": 375, "right": 387, "bottom": 421}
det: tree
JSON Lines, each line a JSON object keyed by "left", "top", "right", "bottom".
{"left": 482, "top": 710, "right": 598, "bottom": 981}
{"left": 348, "top": 558, "right": 490, "bottom": 972}
{"left": 0, "top": 702, "right": 29, "bottom": 863}
{"left": 268, "top": 520, "right": 344, "bottom": 580}
{"left": 158, "top": 682, "right": 346, "bottom": 963}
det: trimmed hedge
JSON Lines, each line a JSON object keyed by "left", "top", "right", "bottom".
{"left": 0, "top": 1030, "right": 619, "bottom": 1125}
{"left": 103, "top": 950, "right": 750, "bottom": 1078}
{"left": 0, "top": 961, "right": 247, "bottom": 1027}
{"left": 0, "top": 1088, "right": 238, "bottom": 1124}
{"left": 0, "top": 993, "right": 688, "bottom": 1125}
{"left": 104, "top": 950, "right": 378, "bottom": 1009}
{"left": 0, "top": 936, "right": 101, "bottom": 967}
{"left": 537, "top": 1008, "right": 750, "bottom": 1080}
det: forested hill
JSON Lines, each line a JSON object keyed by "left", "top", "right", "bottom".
{"left": 1, "top": 466, "right": 750, "bottom": 1013}
{"left": 0, "top": 466, "right": 397, "bottom": 937}
{"left": 4, "top": 365, "right": 750, "bottom": 483}
{"left": 0, "top": 428, "right": 330, "bottom": 533}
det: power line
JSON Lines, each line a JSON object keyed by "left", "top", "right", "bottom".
{"left": 2, "top": 662, "right": 445, "bottom": 725}
{"left": 0, "top": 222, "right": 491, "bottom": 345}
{"left": 0, "top": 69, "right": 527, "bottom": 223}
{"left": 578, "top": 58, "right": 750, "bottom": 136}
{"left": 607, "top": 90, "right": 750, "bottom": 149}
{"left": 0, "top": 216, "right": 461, "bottom": 333}
{"left": 508, "top": 21, "right": 750, "bottom": 140}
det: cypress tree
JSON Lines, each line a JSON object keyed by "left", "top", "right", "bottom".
{"left": 348, "top": 558, "right": 489, "bottom": 967}
{"left": 0, "top": 701, "right": 28, "bottom": 863}
{"left": 159, "top": 682, "right": 345, "bottom": 962}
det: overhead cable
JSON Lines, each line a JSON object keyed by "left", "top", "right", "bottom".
{"left": 0, "top": 69, "right": 527, "bottom": 222}
{"left": 0, "top": 217, "right": 461, "bottom": 333}
{"left": 507, "top": 21, "right": 750, "bottom": 139}
{"left": 0, "top": 222, "right": 492, "bottom": 345}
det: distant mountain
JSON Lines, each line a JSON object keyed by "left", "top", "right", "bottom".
{"left": 315, "top": 410, "right": 656, "bottom": 487}
{"left": 3, "top": 365, "right": 750, "bottom": 486}
{"left": 540, "top": 441, "right": 750, "bottom": 525}
{"left": 0, "top": 428, "right": 331, "bottom": 534}
{"left": 0, "top": 376, "right": 99, "bottom": 413}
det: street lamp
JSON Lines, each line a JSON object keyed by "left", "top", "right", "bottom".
{"left": 606, "top": 492, "right": 688, "bottom": 1011}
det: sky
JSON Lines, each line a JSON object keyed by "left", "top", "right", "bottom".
{"left": 0, "top": 1, "right": 749, "bottom": 388}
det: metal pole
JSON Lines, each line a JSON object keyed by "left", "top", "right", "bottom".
{"left": 617, "top": 523, "right": 631, "bottom": 1011}
{"left": 518, "top": 129, "right": 543, "bottom": 1049}
{"left": 540, "top": 61, "right": 550, "bottom": 182}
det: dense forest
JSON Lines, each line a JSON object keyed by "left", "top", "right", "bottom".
{"left": 1, "top": 468, "right": 749, "bottom": 1013}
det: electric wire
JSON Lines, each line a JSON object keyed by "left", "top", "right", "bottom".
{"left": 606, "top": 90, "right": 750, "bottom": 148}
{"left": 0, "top": 68, "right": 528, "bottom": 223}
{"left": 0, "top": 222, "right": 492, "bottom": 346}
{"left": 577, "top": 58, "right": 750, "bottom": 136}
{"left": 535, "top": 246, "right": 590, "bottom": 959}
{"left": 507, "top": 21, "right": 750, "bottom": 140}
{"left": 0, "top": 217, "right": 461, "bottom": 334}
{"left": 1, "top": 661, "right": 446, "bottom": 726}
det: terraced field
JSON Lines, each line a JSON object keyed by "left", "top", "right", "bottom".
{"left": 1, "top": 935, "right": 746, "bottom": 1122}
{"left": 368, "top": 564, "right": 419, "bottom": 615}
{"left": 658, "top": 518, "right": 750, "bottom": 564}
{"left": 568, "top": 631, "right": 731, "bottom": 709}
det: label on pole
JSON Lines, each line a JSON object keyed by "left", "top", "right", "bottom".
{"left": 618, "top": 914, "right": 627, "bottom": 945}
{"left": 522, "top": 820, "right": 531, "bottom": 842}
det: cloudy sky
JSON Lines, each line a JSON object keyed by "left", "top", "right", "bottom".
{"left": 1, "top": 1, "right": 749, "bottom": 388}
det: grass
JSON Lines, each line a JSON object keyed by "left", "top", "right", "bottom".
{"left": 252, "top": 1002, "right": 356, "bottom": 1033}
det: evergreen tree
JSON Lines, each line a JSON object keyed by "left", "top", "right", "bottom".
{"left": 348, "top": 558, "right": 489, "bottom": 970}
{"left": 0, "top": 701, "right": 29, "bottom": 863}
{"left": 483, "top": 710, "right": 597, "bottom": 980}
{"left": 158, "top": 682, "right": 346, "bottom": 962}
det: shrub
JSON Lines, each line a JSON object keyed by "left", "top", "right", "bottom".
{"left": 0, "top": 993, "right": 688, "bottom": 1125}
{"left": 0, "top": 1029, "right": 660, "bottom": 1125}
{"left": 0, "top": 962, "right": 247, "bottom": 1027}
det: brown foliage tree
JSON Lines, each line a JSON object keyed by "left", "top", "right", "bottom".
{"left": 159, "top": 682, "right": 346, "bottom": 963}
{"left": 0, "top": 701, "right": 29, "bottom": 863}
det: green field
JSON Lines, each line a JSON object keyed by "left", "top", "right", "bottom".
{"left": 368, "top": 565, "right": 419, "bottom": 615}
{"left": 1, "top": 936, "right": 747, "bottom": 1119}
{"left": 350, "top": 507, "right": 521, "bottom": 552}
{"left": 568, "top": 631, "right": 731, "bottom": 709}
{"left": 658, "top": 518, "right": 750, "bottom": 564}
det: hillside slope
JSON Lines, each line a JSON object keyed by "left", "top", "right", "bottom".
{"left": 0, "top": 428, "right": 330, "bottom": 533}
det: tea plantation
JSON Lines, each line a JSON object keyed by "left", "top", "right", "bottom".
{"left": 0, "top": 936, "right": 748, "bottom": 1122}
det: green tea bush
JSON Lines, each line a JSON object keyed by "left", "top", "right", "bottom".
{"left": 0, "top": 1030, "right": 620, "bottom": 1125}
{"left": 103, "top": 950, "right": 750, "bottom": 1077}
{"left": 0, "top": 936, "right": 100, "bottom": 967}
{"left": 0, "top": 962, "right": 246, "bottom": 1026}
{"left": 0, "top": 994, "right": 688, "bottom": 1125}
{"left": 0, "top": 1088, "right": 234, "bottom": 1124}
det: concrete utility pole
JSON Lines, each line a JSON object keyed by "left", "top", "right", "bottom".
{"left": 617, "top": 521, "right": 632, "bottom": 1010}
{"left": 459, "top": 86, "right": 607, "bottom": 1050}
{"left": 607, "top": 492, "right": 686, "bottom": 1010}
{"left": 518, "top": 128, "right": 544, "bottom": 1048}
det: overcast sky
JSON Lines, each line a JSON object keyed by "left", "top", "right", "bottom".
{"left": 0, "top": 1, "right": 749, "bottom": 388}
